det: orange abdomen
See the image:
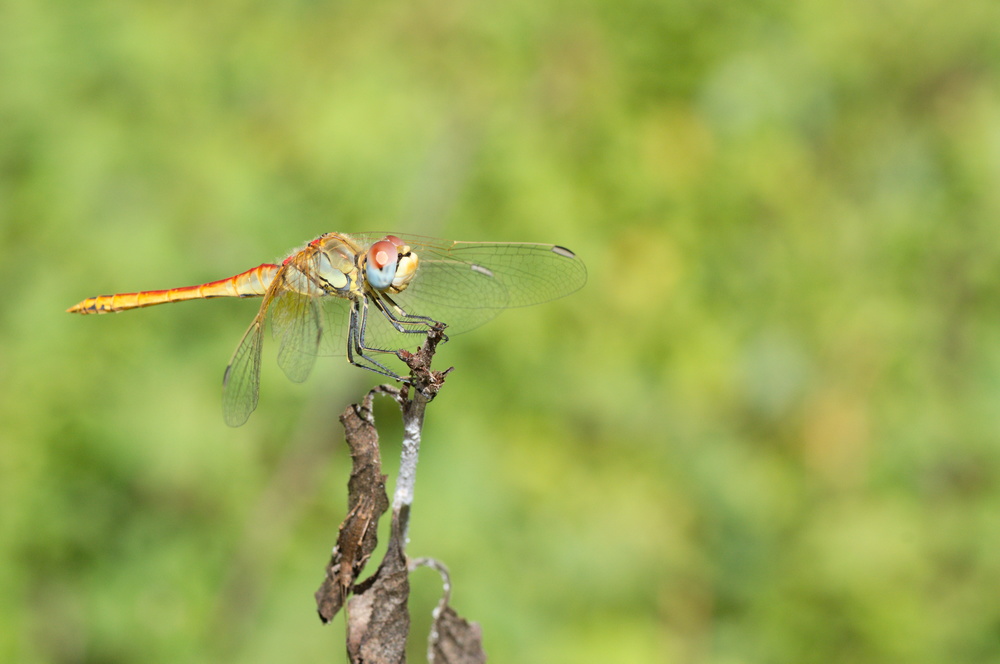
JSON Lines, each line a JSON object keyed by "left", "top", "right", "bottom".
{"left": 67, "top": 263, "right": 279, "bottom": 314}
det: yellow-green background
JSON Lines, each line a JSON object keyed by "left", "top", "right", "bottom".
{"left": 3, "top": 1, "right": 1000, "bottom": 662}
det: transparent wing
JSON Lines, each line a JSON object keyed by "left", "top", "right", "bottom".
{"left": 352, "top": 234, "right": 588, "bottom": 335}
{"left": 418, "top": 240, "right": 587, "bottom": 308}
{"left": 390, "top": 258, "right": 508, "bottom": 334}
{"left": 269, "top": 286, "right": 322, "bottom": 383}
{"left": 314, "top": 295, "right": 356, "bottom": 355}
{"left": 222, "top": 316, "right": 264, "bottom": 427}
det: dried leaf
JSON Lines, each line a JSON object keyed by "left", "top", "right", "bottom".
{"left": 346, "top": 516, "right": 411, "bottom": 663}
{"left": 412, "top": 557, "right": 487, "bottom": 664}
{"left": 315, "top": 395, "right": 390, "bottom": 623}
{"left": 429, "top": 606, "right": 486, "bottom": 664}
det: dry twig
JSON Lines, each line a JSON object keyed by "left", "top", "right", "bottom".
{"left": 314, "top": 326, "right": 484, "bottom": 663}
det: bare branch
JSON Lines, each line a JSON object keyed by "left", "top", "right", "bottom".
{"left": 391, "top": 323, "right": 451, "bottom": 544}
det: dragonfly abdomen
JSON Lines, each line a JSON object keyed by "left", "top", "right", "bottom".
{"left": 67, "top": 263, "right": 279, "bottom": 314}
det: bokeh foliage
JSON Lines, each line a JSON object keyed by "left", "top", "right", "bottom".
{"left": 3, "top": 0, "right": 1000, "bottom": 662}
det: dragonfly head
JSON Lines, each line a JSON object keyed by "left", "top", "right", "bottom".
{"left": 365, "top": 235, "right": 419, "bottom": 292}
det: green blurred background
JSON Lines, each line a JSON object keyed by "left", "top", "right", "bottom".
{"left": 3, "top": 0, "right": 1000, "bottom": 662}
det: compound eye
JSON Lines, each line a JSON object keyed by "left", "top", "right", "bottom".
{"left": 368, "top": 240, "right": 396, "bottom": 268}
{"left": 384, "top": 235, "right": 404, "bottom": 248}
{"left": 366, "top": 240, "right": 399, "bottom": 290}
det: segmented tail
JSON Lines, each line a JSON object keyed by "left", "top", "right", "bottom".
{"left": 67, "top": 263, "right": 280, "bottom": 314}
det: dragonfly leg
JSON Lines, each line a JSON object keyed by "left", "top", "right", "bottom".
{"left": 375, "top": 293, "right": 450, "bottom": 343}
{"left": 344, "top": 294, "right": 448, "bottom": 381}
{"left": 345, "top": 298, "right": 406, "bottom": 380}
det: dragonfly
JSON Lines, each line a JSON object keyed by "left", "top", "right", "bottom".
{"left": 68, "top": 232, "right": 587, "bottom": 426}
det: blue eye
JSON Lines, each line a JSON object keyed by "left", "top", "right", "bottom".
{"left": 365, "top": 240, "right": 399, "bottom": 290}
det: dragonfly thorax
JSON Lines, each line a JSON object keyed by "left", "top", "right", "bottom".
{"left": 280, "top": 239, "right": 357, "bottom": 297}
